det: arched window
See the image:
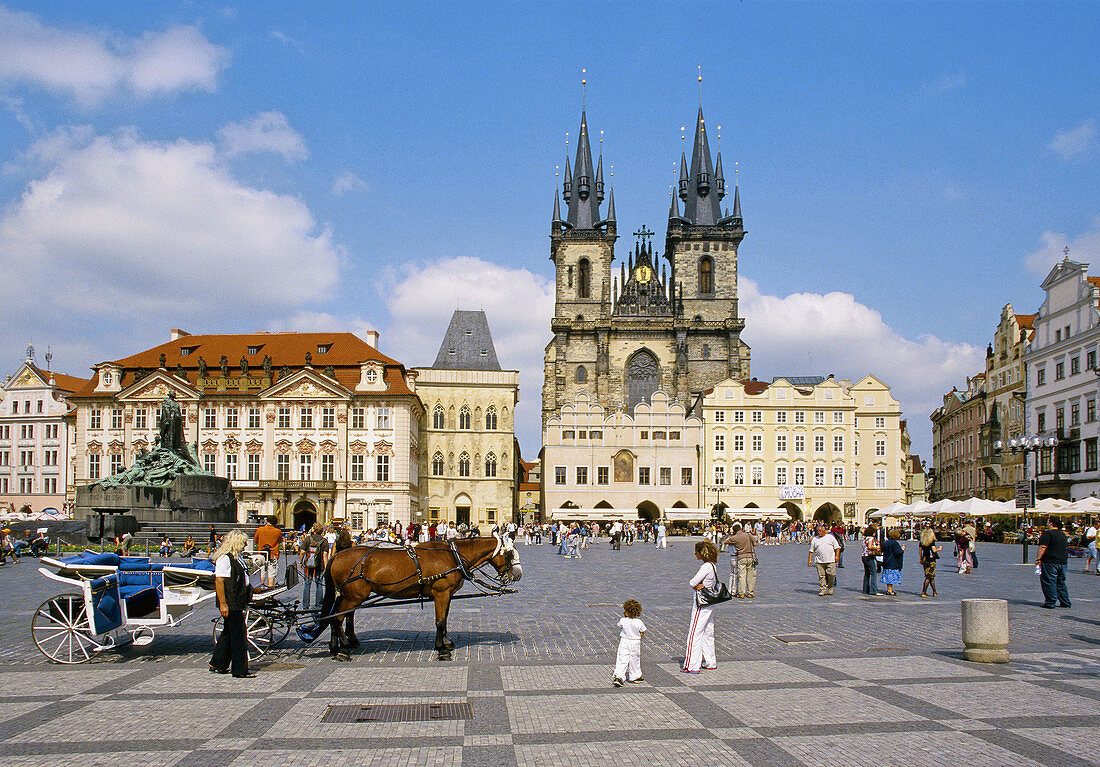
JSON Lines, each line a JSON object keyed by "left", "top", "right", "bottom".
{"left": 459, "top": 405, "right": 471, "bottom": 430}
{"left": 485, "top": 406, "right": 497, "bottom": 430}
{"left": 485, "top": 453, "right": 497, "bottom": 477}
{"left": 432, "top": 405, "right": 445, "bottom": 429}
{"left": 702, "top": 344, "right": 710, "bottom": 360}
{"left": 432, "top": 452, "right": 444, "bottom": 476}
{"left": 458, "top": 452, "right": 471, "bottom": 477}
{"left": 578, "top": 258, "right": 591, "bottom": 298}
{"left": 576, "top": 366, "right": 587, "bottom": 383}
{"left": 625, "top": 350, "right": 660, "bottom": 411}
{"left": 699, "top": 257, "right": 714, "bottom": 294}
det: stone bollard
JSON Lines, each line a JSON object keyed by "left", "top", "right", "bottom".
{"left": 961, "top": 599, "right": 1010, "bottom": 663}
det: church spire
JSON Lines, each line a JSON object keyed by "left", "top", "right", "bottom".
{"left": 566, "top": 109, "right": 602, "bottom": 230}
{"left": 606, "top": 184, "right": 616, "bottom": 222}
{"left": 552, "top": 189, "right": 563, "bottom": 228}
{"left": 682, "top": 106, "right": 722, "bottom": 225}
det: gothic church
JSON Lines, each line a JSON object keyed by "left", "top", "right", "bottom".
{"left": 542, "top": 101, "right": 751, "bottom": 425}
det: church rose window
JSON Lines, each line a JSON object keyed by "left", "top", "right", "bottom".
{"left": 626, "top": 351, "right": 659, "bottom": 411}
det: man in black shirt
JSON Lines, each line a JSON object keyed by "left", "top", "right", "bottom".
{"left": 1036, "top": 517, "right": 1071, "bottom": 609}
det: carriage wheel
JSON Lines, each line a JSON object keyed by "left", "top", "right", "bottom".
{"left": 267, "top": 611, "right": 293, "bottom": 648}
{"left": 212, "top": 610, "right": 274, "bottom": 662}
{"left": 31, "top": 594, "right": 99, "bottom": 664}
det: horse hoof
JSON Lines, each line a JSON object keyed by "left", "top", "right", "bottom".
{"left": 346, "top": 638, "right": 360, "bottom": 649}
{"left": 437, "top": 653, "right": 452, "bottom": 661}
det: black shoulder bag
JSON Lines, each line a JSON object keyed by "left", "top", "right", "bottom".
{"left": 696, "top": 563, "right": 733, "bottom": 606}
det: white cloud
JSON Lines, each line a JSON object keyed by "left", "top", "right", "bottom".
{"left": 919, "top": 72, "right": 966, "bottom": 100}
{"left": 0, "top": 7, "right": 228, "bottom": 105}
{"left": 379, "top": 257, "right": 555, "bottom": 455}
{"left": 218, "top": 111, "right": 307, "bottom": 162}
{"left": 0, "top": 127, "right": 340, "bottom": 325}
{"left": 739, "top": 278, "right": 984, "bottom": 457}
{"left": 331, "top": 171, "right": 368, "bottom": 195}
{"left": 1025, "top": 216, "right": 1100, "bottom": 276}
{"left": 1049, "top": 119, "right": 1097, "bottom": 160}
{"left": 269, "top": 310, "right": 378, "bottom": 340}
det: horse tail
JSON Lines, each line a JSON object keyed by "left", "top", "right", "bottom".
{"left": 318, "top": 556, "right": 338, "bottom": 629}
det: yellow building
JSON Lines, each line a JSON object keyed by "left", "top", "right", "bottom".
{"left": 702, "top": 375, "right": 906, "bottom": 523}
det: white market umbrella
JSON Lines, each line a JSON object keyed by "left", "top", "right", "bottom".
{"left": 1033, "top": 497, "right": 1071, "bottom": 512}
{"left": 1064, "top": 497, "right": 1100, "bottom": 514}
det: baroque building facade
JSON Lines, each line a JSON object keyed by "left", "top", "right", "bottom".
{"left": 66, "top": 330, "right": 423, "bottom": 530}
{"left": 978, "top": 304, "right": 1034, "bottom": 500}
{"left": 930, "top": 373, "right": 987, "bottom": 500}
{"left": 413, "top": 310, "right": 519, "bottom": 529}
{"left": 0, "top": 347, "right": 87, "bottom": 515}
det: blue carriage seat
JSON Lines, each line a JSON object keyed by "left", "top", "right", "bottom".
{"left": 89, "top": 575, "right": 123, "bottom": 634}
{"left": 117, "top": 561, "right": 166, "bottom": 619}
{"left": 58, "top": 551, "right": 121, "bottom": 567}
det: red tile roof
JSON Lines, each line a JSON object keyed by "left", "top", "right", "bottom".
{"left": 29, "top": 365, "right": 89, "bottom": 394}
{"left": 69, "top": 332, "right": 414, "bottom": 399}
{"left": 742, "top": 380, "right": 771, "bottom": 395}
{"left": 1014, "top": 314, "right": 1035, "bottom": 329}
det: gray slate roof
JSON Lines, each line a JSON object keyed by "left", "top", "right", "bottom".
{"left": 432, "top": 310, "right": 502, "bottom": 370}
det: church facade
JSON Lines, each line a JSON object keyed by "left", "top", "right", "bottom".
{"left": 542, "top": 104, "right": 750, "bottom": 427}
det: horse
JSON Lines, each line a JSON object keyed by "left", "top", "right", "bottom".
{"left": 314, "top": 533, "right": 521, "bottom": 660}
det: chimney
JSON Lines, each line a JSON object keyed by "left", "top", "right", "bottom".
{"left": 363, "top": 330, "right": 379, "bottom": 348}
{"left": 170, "top": 328, "right": 190, "bottom": 341}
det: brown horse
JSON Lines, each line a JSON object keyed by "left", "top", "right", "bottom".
{"left": 315, "top": 534, "right": 521, "bottom": 660}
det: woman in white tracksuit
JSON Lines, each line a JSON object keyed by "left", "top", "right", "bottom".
{"left": 682, "top": 539, "right": 719, "bottom": 673}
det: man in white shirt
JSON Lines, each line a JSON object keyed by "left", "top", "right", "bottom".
{"left": 1084, "top": 524, "right": 1098, "bottom": 574}
{"left": 807, "top": 524, "right": 841, "bottom": 596}
{"left": 655, "top": 521, "right": 667, "bottom": 548}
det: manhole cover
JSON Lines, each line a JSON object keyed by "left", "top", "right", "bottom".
{"left": 774, "top": 633, "right": 828, "bottom": 644}
{"left": 321, "top": 703, "right": 473, "bottom": 723}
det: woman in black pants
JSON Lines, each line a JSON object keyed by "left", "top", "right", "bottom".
{"left": 861, "top": 524, "right": 881, "bottom": 595}
{"left": 210, "top": 530, "right": 255, "bottom": 678}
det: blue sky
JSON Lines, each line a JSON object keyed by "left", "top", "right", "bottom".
{"left": 0, "top": 1, "right": 1097, "bottom": 461}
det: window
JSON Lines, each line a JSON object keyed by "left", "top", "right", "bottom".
{"left": 874, "top": 416, "right": 886, "bottom": 429}
{"left": 751, "top": 466, "right": 762, "bottom": 485}
{"left": 204, "top": 408, "right": 217, "bottom": 429}
{"left": 248, "top": 408, "right": 261, "bottom": 429}
{"left": 316, "top": 343, "right": 331, "bottom": 354}
{"left": 814, "top": 435, "right": 825, "bottom": 453}
{"left": 714, "top": 410, "right": 726, "bottom": 423}
{"left": 1089, "top": 399, "right": 1096, "bottom": 423}
{"left": 1055, "top": 362, "right": 1065, "bottom": 380}
{"left": 44, "top": 478, "right": 56, "bottom": 493}
{"left": 563, "top": 430, "right": 575, "bottom": 439}
{"left": 88, "top": 454, "right": 100, "bottom": 480}
{"left": 625, "top": 350, "right": 660, "bottom": 411}
{"left": 833, "top": 467, "right": 844, "bottom": 486}
{"left": 576, "top": 466, "right": 588, "bottom": 485}
{"left": 834, "top": 435, "right": 844, "bottom": 453}
{"left": 203, "top": 453, "right": 217, "bottom": 473}
{"left": 776, "top": 434, "right": 787, "bottom": 452}
{"left": 814, "top": 411, "right": 825, "bottom": 424}
{"left": 1072, "top": 357, "right": 1081, "bottom": 375}
{"left": 638, "top": 467, "right": 650, "bottom": 485}
{"left": 1087, "top": 439, "right": 1098, "bottom": 472}
{"left": 652, "top": 431, "right": 665, "bottom": 440}
{"left": 833, "top": 411, "right": 844, "bottom": 424}
{"left": 46, "top": 424, "right": 58, "bottom": 439}
{"left": 248, "top": 345, "right": 261, "bottom": 356}
{"left": 247, "top": 454, "right": 260, "bottom": 481}
{"left": 90, "top": 409, "right": 101, "bottom": 430}
{"left": 10, "top": 401, "right": 16, "bottom": 414}
{"left": 300, "top": 407, "right": 313, "bottom": 429}
{"left": 702, "top": 345, "right": 710, "bottom": 359}
{"left": 875, "top": 439, "right": 886, "bottom": 457}
{"left": 1036, "top": 368, "right": 1046, "bottom": 386}
{"left": 1056, "top": 407, "right": 1065, "bottom": 430}
{"left": 751, "top": 434, "right": 762, "bottom": 452}
{"left": 376, "top": 454, "right": 389, "bottom": 481}
{"left": 226, "top": 408, "right": 238, "bottom": 429}
{"left": 874, "top": 469, "right": 886, "bottom": 489}
{"left": 433, "top": 406, "right": 445, "bottom": 429}
{"left": 458, "top": 453, "right": 470, "bottom": 477}
{"left": 351, "top": 455, "right": 364, "bottom": 481}
{"left": 377, "top": 407, "right": 391, "bottom": 429}
{"left": 44, "top": 449, "right": 57, "bottom": 466}
{"left": 714, "top": 465, "right": 725, "bottom": 485}
{"left": 555, "top": 466, "right": 566, "bottom": 485}
{"left": 480, "top": 452, "right": 496, "bottom": 478}
{"left": 733, "top": 434, "right": 744, "bottom": 452}
{"left": 669, "top": 431, "right": 680, "bottom": 440}
{"left": 776, "top": 465, "right": 787, "bottom": 485}
{"left": 225, "top": 453, "right": 237, "bottom": 480}
{"left": 1089, "top": 350, "right": 1097, "bottom": 370}
{"left": 19, "top": 477, "right": 32, "bottom": 493}
{"left": 321, "top": 454, "right": 334, "bottom": 481}
{"left": 751, "top": 411, "right": 762, "bottom": 423}
{"left": 277, "top": 407, "right": 291, "bottom": 428}
{"left": 1072, "top": 403, "right": 1080, "bottom": 426}
{"left": 815, "top": 466, "right": 825, "bottom": 486}
{"left": 681, "top": 467, "right": 692, "bottom": 485}
{"left": 776, "top": 411, "right": 787, "bottom": 424}
{"left": 459, "top": 406, "right": 471, "bottom": 430}
{"left": 733, "top": 466, "right": 744, "bottom": 485}
{"left": 659, "top": 467, "right": 672, "bottom": 485}
{"left": 598, "top": 466, "right": 609, "bottom": 484}
{"left": 699, "top": 256, "right": 714, "bottom": 294}
{"left": 639, "top": 431, "right": 647, "bottom": 440}
{"left": 485, "top": 406, "right": 498, "bottom": 430}
{"left": 276, "top": 455, "right": 290, "bottom": 480}
{"left": 20, "top": 424, "right": 32, "bottom": 440}
{"left": 794, "top": 466, "right": 805, "bottom": 485}
{"left": 591, "top": 430, "right": 603, "bottom": 439}
{"left": 794, "top": 411, "right": 805, "bottom": 423}
{"left": 351, "top": 407, "right": 365, "bottom": 429}
{"left": 714, "top": 433, "right": 725, "bottom": 452}
{"left": 1037, "top": 411, "right": 1046, "bottom": 432}
{"left": 577, "top": 258, "right": 591, "bottom": 298}
{"left": 322, "top": 407, "right": 335, "bottom": 429}
{"left": 733, "top": 411, "right": 745, "bottom": 423}
{"left": 299, "top": 455, "right": 312, "bottom": 481}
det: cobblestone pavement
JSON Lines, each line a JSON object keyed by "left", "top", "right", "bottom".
{"left": 2, "top": 537, "right": 1097, "bottom": 765}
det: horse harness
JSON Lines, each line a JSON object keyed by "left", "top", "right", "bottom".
{"left": 334, "top": 539, "right": 513, "bottom": 599}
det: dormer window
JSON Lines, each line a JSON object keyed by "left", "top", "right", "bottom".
{"left": 365, "top": 369, "right": 378, "bottom": 383}
{"left": 179, "top": 347, "right": 196, "bottom": 356}
{"left": 317, "top": 344, "right": 331, "bottom": 354}
{"left": 698, "top": 172, "right": 710, "bottom": 195}
{"left": 480, "top": 349, "right": 487, "bottom": 357}
{"left": 577, "top": 175, "right": 589, "bottom": 199}
{"left": 247, "top": 345, "right": 262, "bottom": 355}
{"left": 103, "top": 372, "right": 112, "bottom": 386}
{"left": 448, "top": 347, "right": 456, "bottom": 355}
{"left": 464, "top": 330, "right": 472, "bottom": 336}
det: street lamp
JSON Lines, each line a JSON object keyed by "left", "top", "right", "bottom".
{"left": 993, "top": 434, "right": 1058, "bottom": 562}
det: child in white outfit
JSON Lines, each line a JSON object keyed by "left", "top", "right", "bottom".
{"left": 613, "top": 599, "right": 646, "bottom": 686}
